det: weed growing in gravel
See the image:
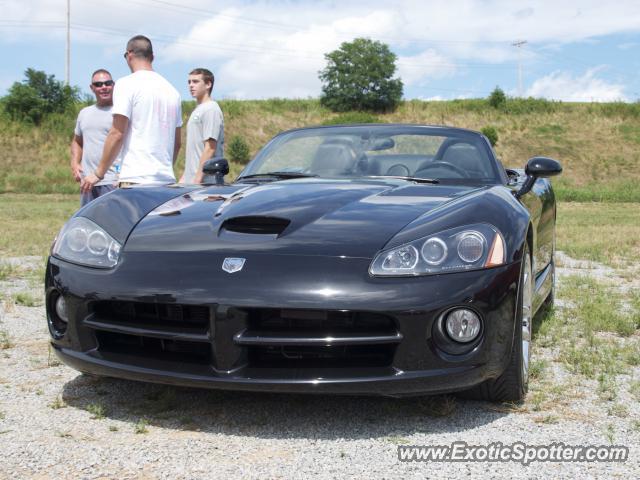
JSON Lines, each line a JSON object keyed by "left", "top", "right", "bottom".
{"left": 134, "top": 418, "right": 149, "bottom": 434}
{"left": 632, "top": 420, "right": 640, "bottom": 432}
{"left": 0, "top": 263, "right": 19, "bottom": 280}
{"left": 416, "top": 395, "right": 456, "bottom": 417}
{"left": 0, "top": 330, "right": 13, "bottom": 350}
{"left": 179, "top": 416, "right": 194, "bottom": 426}
{"left": 386, "top": 435, "right": 410, "bottom": 445}
{"left": 607, "top": 404, "right": 628, "bottom": 418}
{"left": 13, "top": 292, "right": 42, "bottom": 307}
{"left": 529, "top": 359, "right": 548, "bottom": 380}
{"left": 109, "top": 425, "right": 118, "bottom": 432}
{"left": 86, "top": 403, "right": 106, "bottom": 419}
{"left": 143, "top": 388, "right": 178, "bottom": 415}
{"left": 624, "top": 343, "right": 640, "bottom": 366}
{"left": 49, "top": 395, "right": 66, "bottom": 410}
{"left": 597, "top": 372, "right": 618, "bottom": 402}
{"left": 47, "top": 345, "right": 61, "bottom": 367}
{"left": 0, "top": 410, "right": 5, "bottom": 420}
{"left": 604, "top": 424, "right": 616, "bottom": 444}
{"left": 560, "top": 276, "right": 635, "bottom": 336}
{"left": 540, "top": 275, "right": 639, "bottom": 384}
{"left": 534, "top": 414, "right": 559, "bottom": 424}
{"left": 629, "top": 381, "right": 640, "bottom": 400}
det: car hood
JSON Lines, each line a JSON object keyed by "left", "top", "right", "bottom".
{"left": 124, "top": 179, "right": 487, "bottom": 258}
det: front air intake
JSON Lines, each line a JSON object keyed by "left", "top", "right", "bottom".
{"left": 221, "top": 216, "right": 290, "bottom": 235}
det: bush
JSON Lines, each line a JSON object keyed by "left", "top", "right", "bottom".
{"left": 322, "top": 112, "right": 380, "bottom": 125}
{"left": 319, "top": 38, "right": 403, "bottom": 112}
{"left": 488, "top": 86, "right": 507, "bottom": 109}
{"left": 1, "top": 68, "right": 79, "bottom": 124}
{"left": 480, "top": 126, "right": 499, "bottom": 146}
{"left": 227, "top": 135, "right": 251, "bottom": 164}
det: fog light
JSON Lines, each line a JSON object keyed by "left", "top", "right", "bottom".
{"left": 48, "top": 291, "right": 68, "bottom": 339}
{"left": 55, "top": 295, "right": 69, "bottom": 322}
{"left": 445, "top": 308, "right": 481, "bottom": 343}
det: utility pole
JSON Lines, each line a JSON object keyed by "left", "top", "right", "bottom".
{"left": 65, "top": 0, "right": 70, "bottom": 85}
{"left": 512, "top": 40, "right": 527, "bottom": 97}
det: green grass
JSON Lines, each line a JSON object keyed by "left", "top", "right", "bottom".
{"left": 0, "top": 330, "right": 12, "bottom": 350}
{"left": 554, "top": 178, "right": 640, "bottom": 203}
{"left": 13, "top": 292, "right": 42, "bottom": 307}
{"left": 134, "top": 418, "right": 149, "bottom": 434}
{"left": 86, "top": 403, "right": 106, "bottom": 419}
{"left": 2, "top": 98, "right": 640, "bottom": 195}
{"left": 0, "top": 194, "right": 78, "bottom": 257}
{"left": 0, "top": 263, "right": 19, "bottom": 280}
{"left": 557, "top": 202, "right": 640, "bottom": 265}
{"left": 558, "top": 276, "right": 637, "bottom": 337}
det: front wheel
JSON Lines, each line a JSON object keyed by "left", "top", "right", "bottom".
{"left": 463, "top": 243, "right": 532, "bottom": 402}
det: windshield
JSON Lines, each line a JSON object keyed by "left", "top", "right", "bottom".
{"left": 239, "top": 125, "right": 501, "bottom": 184}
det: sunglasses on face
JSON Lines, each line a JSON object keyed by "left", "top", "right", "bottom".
{"left": 92, "top": 80, "right": 114, "bottom": 88}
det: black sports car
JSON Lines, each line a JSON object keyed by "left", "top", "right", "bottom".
{"left": 46, "top": 124, "right": 561, "bottom": 401}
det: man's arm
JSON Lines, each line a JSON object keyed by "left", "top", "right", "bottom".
{"left": 193, "top": 138, "right": 217, "bottom": 184}
{"left": 173, "top": 127, "right": 182, "bottom": 165}
{"left": 80, "top": 114, "right": 128, "bottom": 192}
{"left": 70, "top": 134, "right": 83, "bottom": 182}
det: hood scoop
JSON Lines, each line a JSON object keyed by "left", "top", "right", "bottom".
{"left": 220, "top": 216, "right": 291, "bottom": 236}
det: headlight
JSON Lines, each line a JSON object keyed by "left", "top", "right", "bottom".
{"left": 52, "top": 217, "right": 121, "bottom": 268}
{"left": 370, "top": 223, "right": 506, "bottom": 276}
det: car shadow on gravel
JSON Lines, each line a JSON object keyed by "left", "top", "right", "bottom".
{"left": 60, "top": 374, "right": 510, "bottom": 440}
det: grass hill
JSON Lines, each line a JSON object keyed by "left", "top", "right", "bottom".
{"left": 1, "top": 98, "right": 639, "bottom": 201}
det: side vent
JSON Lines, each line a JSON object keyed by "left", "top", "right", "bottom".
{"left": 221, "top": 216, "right": 291, "bottom": 235}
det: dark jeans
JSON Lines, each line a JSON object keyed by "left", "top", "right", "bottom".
{"left": 80, "top": 184, "right": 116, "bottom": 206}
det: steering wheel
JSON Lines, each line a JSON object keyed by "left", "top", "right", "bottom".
{"left": 385, "top": 164, "right": 410, "bottom": 176}
{"left": 415, "top": 161, "right": 468, "bottom": 178}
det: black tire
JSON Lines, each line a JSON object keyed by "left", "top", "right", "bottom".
{"left": 462, "top": 243, "right": 532, "bottom": 402}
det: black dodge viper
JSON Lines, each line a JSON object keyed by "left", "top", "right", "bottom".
{"left": 46, "top": 124, "right": 562, "bottom": 401}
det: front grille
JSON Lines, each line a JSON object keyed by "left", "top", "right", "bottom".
{"left": 96, "top": 331, "right": 211, "bottom": 365}
{"left": 85, "top": 303, "right": 398, "bottom": 370}
{"left": 243, "top": 308, "right": 398, "bottom": 368}
{"left": 92, "top": 301, "right": 209, "bottom": 331}
{"left": 246, "top": 308, "right": 397, "bottom": 335}
{"left": 250, "top": 344, "right": 395, "bottom": 368}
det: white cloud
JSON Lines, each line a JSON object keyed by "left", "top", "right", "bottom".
{"left": 1, "top": 0, "right": 639, "bottom": 98}
{"left": 397, "top": 49, "right": 456, "bottom": 86}
{"left": 525, "top": 68, "right": 628, "bottom": 102}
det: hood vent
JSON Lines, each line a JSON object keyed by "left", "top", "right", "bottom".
{"left": 221, "top": 216, "right": 291, "bottom": 235}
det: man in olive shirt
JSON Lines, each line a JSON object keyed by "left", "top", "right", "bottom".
{"left": 180, "top": 68, "right": 224, "bottom": 184}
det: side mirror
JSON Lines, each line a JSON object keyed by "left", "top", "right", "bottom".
{"left": 515, "top": 157, "right": 562, "bottom": 199}
{"left": 202, "top": 158, "right": 229, "bottom": 185}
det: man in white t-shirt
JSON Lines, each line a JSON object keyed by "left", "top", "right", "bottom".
{"left": 81, "top": 35, "right": 182, "bottom": 191}
{"left": 180, "top": 68, "right": 224, "bottom": 184}
{"left": 71, "top": 69, "right": 118, "bottom": 205}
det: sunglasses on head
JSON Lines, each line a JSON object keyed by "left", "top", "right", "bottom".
{"left": 92, "top": 80, "right": 114, "bottom": 88}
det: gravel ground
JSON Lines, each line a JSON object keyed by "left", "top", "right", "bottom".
{"left": 0, "top": 254, "right": 638, "bottom": 479}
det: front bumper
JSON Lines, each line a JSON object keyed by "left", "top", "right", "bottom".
{"left": 46, "top": 253, "right": 520, "bottom": 397}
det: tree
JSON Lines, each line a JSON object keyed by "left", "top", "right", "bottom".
{"left": 488, "top": 86, "right": 507, "bottom": 109}
{"left": 227, "top": 135, "right": 251, "bottom": 164}
{"left": 319, "top": 38, "right": 403, "bottom": 112}
{"left": 1, "top": 68, "right": 80, "bottom": 124}
{"left": 481, "top": 126, "right": 499, "bottom": 147}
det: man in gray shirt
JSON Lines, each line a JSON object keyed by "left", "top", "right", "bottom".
{"left": 180, "top": 68, "right": 224, "bottom": 184}
{"left": 70, "top": 69, "right": 118, "bottom": 206}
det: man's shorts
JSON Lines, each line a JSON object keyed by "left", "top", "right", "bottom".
{"left": 80, "top": 184, "right": 116, "bottom": 207}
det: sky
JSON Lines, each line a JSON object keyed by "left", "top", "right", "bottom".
{"left": 1, "top": 0, "right": 639, "bottom": 102}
